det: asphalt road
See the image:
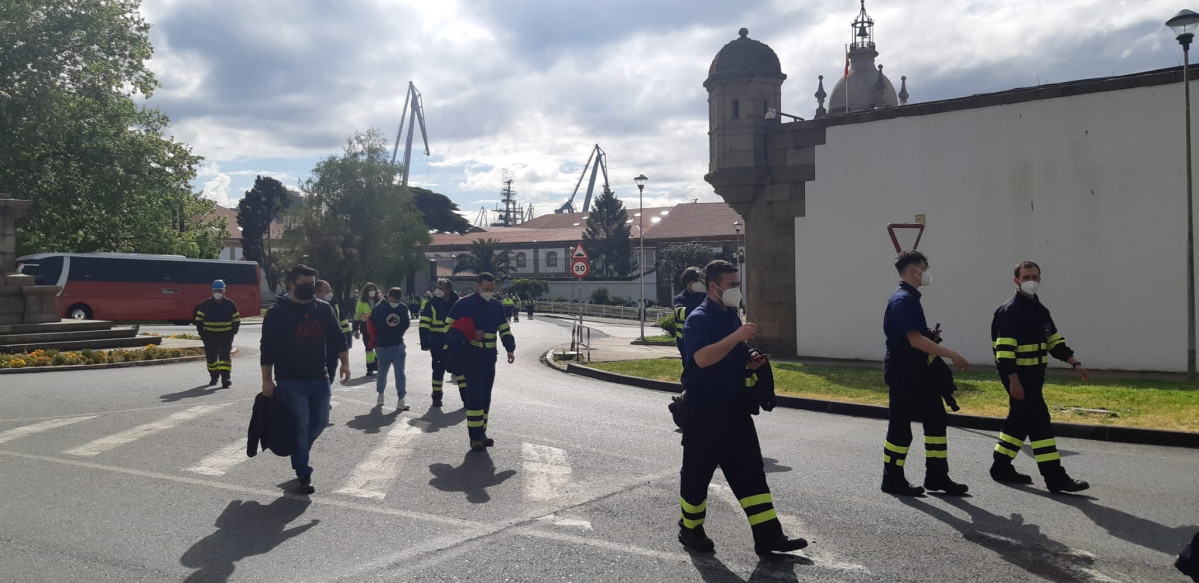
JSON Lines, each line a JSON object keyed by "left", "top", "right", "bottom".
{"left": 1, "top": 315, "right": 1197, "bottom": 582}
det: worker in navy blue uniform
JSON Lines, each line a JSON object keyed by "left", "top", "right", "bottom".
{"left": 194, "top": 279, "right": 241, "bottom": 387}
{"left": 671, "top": 266, "right": 707, "bottom": 360}
{"left": 420, "top": 278, "right": 460, "bottom": 407}
{"left": 260, "top": 264, "right": 350, "bottom": 495}
{"left": 881, "top": 251, "right": 971, "bottom": 496}
{"left": 316, "top": 280, "right": 353, "bottom": 384}
{"left": 445, "top": 272, "right": 515, "bottom": 452}
{"left": 990, "top": 260, "right": 1090, "bottom": 493}
{"left": 676, "top": 260, "right": 808, "bottom": 556}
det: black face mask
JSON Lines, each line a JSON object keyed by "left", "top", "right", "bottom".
{"left": 294, "top": 283, "right": 316, "bottom": 301}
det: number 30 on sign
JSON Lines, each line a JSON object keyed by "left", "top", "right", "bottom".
{"left": 571, "top": 258, "right": 590, "bottom": 278}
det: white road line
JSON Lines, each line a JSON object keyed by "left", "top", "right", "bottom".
{"left": 334, "top": 419, "right": 428, "bottom": 499}
{"left": 185, "top": 440, "right": 247, "bottom": 476}
{"left": 535, "top": 513, "right": 592, "bottom": 530}
{"left": 0, "top": 416, "right": 98, "bottom": 445}
{"left": 522, "top": 443, "right": 573, "bottom": 502}
{"left": 63, "top": 403, "right": 233, "bottom": 457}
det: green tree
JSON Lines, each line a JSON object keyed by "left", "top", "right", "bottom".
{"left": 237, "top": 176, "right": 292, "bottom": 291}
{"left": 581, "top": 187, "right": 634, "bottom": 277}
{"left": 452, "top": 238, "right": 513, "bottom": 276}
{"left": 590, "top": 287, "right": 610, "bottom": 305}
{"left": 658, "top": 242, "right": 716, "bottom": 294}
{"left": 410, "top": 187, "right": 475, "bottom": 234}
{"left": 2, "top": 0, "right": 208, "bottom": 256}
{"left": 508, "top": 278, "right": 549, "bottom": 300}
{"left": 287, "top": 129, "right": 431, "bottom": 301}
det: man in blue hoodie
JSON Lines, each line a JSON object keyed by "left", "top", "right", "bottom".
{"left": 260, "top": 264, "right": 350, "bottom": 495}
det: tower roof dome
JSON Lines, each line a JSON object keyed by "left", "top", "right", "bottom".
{"left": 704, "top": 28, "right": 786, "bottom": 88}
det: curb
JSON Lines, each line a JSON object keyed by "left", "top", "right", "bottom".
{"left": 561, "top": 361, "right": 1199, "bottom": 450}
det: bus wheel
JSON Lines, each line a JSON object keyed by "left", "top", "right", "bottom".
{"left": 67, "top": 304, "right": 92, "bottom": 320}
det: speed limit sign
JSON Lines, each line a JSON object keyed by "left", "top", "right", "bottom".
{"left": 571, "top": 258, "right": 590, "bottom": 278}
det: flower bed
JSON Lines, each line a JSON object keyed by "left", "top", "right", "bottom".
{"left": 0, "top": 345, "right": 206, "bottom": 369}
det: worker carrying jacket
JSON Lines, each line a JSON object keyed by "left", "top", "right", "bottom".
{"left": 445, "top": 276, "right": 516, "bottom": 451}
{"left": 194, "top": 280, "right": 241, "bottom": 387}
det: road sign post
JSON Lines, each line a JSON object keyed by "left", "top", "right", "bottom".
{"left": 571, "top": 243, "right": 590, "bottom": 332}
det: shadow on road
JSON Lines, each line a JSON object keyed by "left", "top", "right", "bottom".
{"left": 413, "top": 405, "right": 466, "bottom": 433}
{"left": 762, "top": 457, "right": 792, "bottom": 474}
{"left": 1021, "top": 487, "right": 1199, "bottom": 556}
{"left": 687, "top": 552, "right": 811, "bottom": 582}
{"left": 899, "top": 495, "right": 1103, "bottom": 583}
{"left": 340, "top": 376, "right": 376, "bottom": 387}
{"left": 428, "top": 451, "right": 516, "bottom": 504}
{"left": 160, "top": 384, "right": 227, "bottom": 403}
{"left": 179, "top": 496, "right": 317, "bottom": 582}
{"left": 345, "top": 406, "right": 400, "bottom": 434}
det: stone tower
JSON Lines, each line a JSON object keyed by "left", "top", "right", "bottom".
{"left": 704, "top": 28, "right": 816, "bottom": 356}
{"left": 827, "top": 0, "right": 900, "bottom": 114}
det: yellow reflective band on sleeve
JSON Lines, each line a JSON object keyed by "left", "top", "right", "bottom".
{"left": 994, "top": 443, "right": 1019, "bottom": 458}
{"left": 679, "top": 497, "right": 707, "bottom": 513}
{"left": 993, "top": 337, "right": 1017, "bottom": 348}
{"left": 1035, "top": 452, "right": 1062, "bottom": 463}
{"left": 998, "top": 432, "right": 1024, "bottom": 447}
{"left": 1029, "top": 438, "right": 1056, "bottom": 449}
{"left": 924, "top": 436, "right": 947, "bottom": 445}
{"left": 745, "top": 374, "right": 757, "bottom": 387}
{"left": 994, "top": 351, "right": 1016, "bottom": 360}
{"left": 739, "top": 493, "right": 772, "bottom": 508}
{"left": 231, "top": 312, "right": 241, "bottom": 320}
{"left": 445, "top": 317, "right": 455, "bottom": 325}
{"left": 884, "top": 441, "right": 909, "bottom": 454}
{"left": 746, "top": 509, "right": 778, "bottom": 526}
{"left": 484, "top": 332, "right": 498, "bottom": 338}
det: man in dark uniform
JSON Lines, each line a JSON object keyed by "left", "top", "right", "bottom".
{"left": 880, "top": 251, "right": 970, "bottom": 496}
{"left": 989, "top": 260, "right": 1090, "bottom": 493}
{"left": 676, "top": 260, "right": 808, "bottom": 556}
{"left": 671, "top": 266, "right": 706, "bottom": 359}
{"left": 316, "top": 280, "right": 352, "bottom": 384}
{"left": 420, "top": 278, "right": 460, "bottom": 407}
{"left": 445, "top": 272, "right": 515, "bottom": 452}
{"left": 194, "top": 279, "right": 241, "bottom": 387}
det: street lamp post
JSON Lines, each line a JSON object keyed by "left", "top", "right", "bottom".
{"left": 635, "top": 174, "right": 648, "bottom": 341}
{"left": 1168, "top": 9, "right": 1199, "bottom": 381}
{"left": 733, "top": 220, "right": 743, "bottom": 310}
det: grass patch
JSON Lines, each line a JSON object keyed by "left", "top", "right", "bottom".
{"left": 635, "top": 335, "right": 675, "bottom": 346}
{"left": 588, "top": 359, "right": 1199, "bottom": 433}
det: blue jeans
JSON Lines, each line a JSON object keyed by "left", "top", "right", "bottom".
{"left": 375, "top": 343, "right": 406, "bottom": 399}
{"left": 274, "top": 378, "right": 332, "bottom": 479}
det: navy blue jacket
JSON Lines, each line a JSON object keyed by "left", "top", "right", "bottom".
{"left": 446, "top": 293, "right": 515, "bottom": 356}
{"left": 369, "top": 301, "right": 411, "bottom": 347}
{"left": 672, "top": 290, "right": 706, "bottom": 359}
{"left": 681, "top": 297, "right": 752, "bottom": 410}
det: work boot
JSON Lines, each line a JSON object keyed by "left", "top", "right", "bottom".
{"left": 1045, "top": 468, "right": 1090, "bottom": 493}
{"left": 295, "top": 477, "right": 315, "bottom": 495}
{"left": 881, "top": 466, "right": 924, "bottom": 496}
{"left": 750, "top": 518, "right": 808, "bottom": 555}
{"left": 432, "top": 394, "right": 442, "bottom": 407}
{"left": 483, "top": 438, "right": 495, "bottom": 447}
{"left": 990, "top": 460, "right": 1034, "bottom": 485}
{"left": 924, "top": 458, "right": 969, "bottom": 495}
{"left": 469, "top": 440, "right": 487, "bottom": 452}
{"left": 220, "top": 377, "right": 232, "bottom": 388}
{"left": 677, "top": 519, "right": 715, "bottom": 553}
{"left": 208, "top": 374, "right": 218, "bottom": 386}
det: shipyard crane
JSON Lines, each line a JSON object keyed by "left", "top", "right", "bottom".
{"left": 555, "top": 144, "right": 609, "bottom": 214}
{"left": 391, "top": 81, "right": 429, "bottom": 188}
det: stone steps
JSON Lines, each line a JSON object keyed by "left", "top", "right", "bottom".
{"left": 0, "top": 325, "right": 140, "bottom": 346}
{"left": 1, "top": 334, "right": 163, "bottom": 354}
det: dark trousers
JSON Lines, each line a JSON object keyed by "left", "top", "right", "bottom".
{"left": 882, "top": 370, "right": 948, "bottom": 472}
{"left": 430, "top": 346, "right": 447, "bottom": 397}
{"left": 462, "top": 354, "right": 497, "bottom": 441}
{"left": 994, "top": 369, "right": 1062, "bottom": 474}
{"left": 678, "top": 409, "right": 783, "bottom": 540}
{"left": 203, "top": 332, "right": 234, "bottom": 380}
{"left": 362, "top": 329, "right": 377, "bottom": 373}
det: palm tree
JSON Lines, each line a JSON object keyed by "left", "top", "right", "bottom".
{"left": 452, "top": 238, "right": 514, "bottom": 276}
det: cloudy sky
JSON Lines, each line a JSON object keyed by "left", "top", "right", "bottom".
{"left": 139, "top": 0, "right": 1187, "bottom": 220}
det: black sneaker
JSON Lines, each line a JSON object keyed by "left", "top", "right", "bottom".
{"left": 754, "top": 535, "right": 808, "bottom": 556}
{"left": 990, "top": 462, "right": 1034, "bottom": 485}
{"left": 678, "top": 521, "right": 715, "bottom": 553}
{"left": 296, "top": 478, "right": 315, "bottom": 495}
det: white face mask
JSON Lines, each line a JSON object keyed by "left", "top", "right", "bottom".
{"left": 480, "top": 291, "right": 494, "bottom": 301}
{"left": 689, "top": 282, "right": 705, "bottom": 294}
{"left": 323, "top": 292, "right": 334, "bottom": 302}
{"left": 721, "top": 286, "right": 743, "bottom": 308}
{"left": 212, "top": 292, "right": 224, "bottom": 300}
{"left": 388, "top": 300, "right": 401, "bottom": 309}
{"left": 367, "top": 290, "right": 376, "bottom": 298}
{"left": 919, "top": 267, "right": 932, "bottom": 287}
{"left": 434, "top": 289, "right": 445, "bottom": 298}
{"left": 1020, "top": 280, "right": 1039, "bottom": 296}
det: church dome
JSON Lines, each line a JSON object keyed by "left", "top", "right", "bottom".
{"left": 704, "top": 28, "right": 786, "bottom": 88}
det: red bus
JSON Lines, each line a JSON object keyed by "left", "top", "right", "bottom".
{"left": 16, "top": 253, "right": 262, "bottom": 322}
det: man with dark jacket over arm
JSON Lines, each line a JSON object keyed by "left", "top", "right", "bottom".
{"left": 420, "top": 278, "right": 460, "bottom": 407}
{"left": 260, "top": 264, "right": 350, "bottom": 495}
{"left": 676, "top": 260, "right": 807, "bottom": 557}
{"left": 445, "top": 272, "right": 515, "bottom": 452}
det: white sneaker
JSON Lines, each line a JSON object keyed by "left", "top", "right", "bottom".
{"left": 397, "top": 398, "right": 409, "bottom": 411}
{"left": 376, "top": 392, "right": 385, "bottom": 406}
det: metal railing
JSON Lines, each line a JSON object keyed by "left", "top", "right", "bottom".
{"left": 534, "top": 301, "right": 669, "bottom": 323}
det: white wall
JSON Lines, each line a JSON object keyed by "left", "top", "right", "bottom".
{"left": 545, "top": 274, "right": 660, "bottom": 304}
{"left": 795, "top": 82, "right": 1193, "bottom": 372}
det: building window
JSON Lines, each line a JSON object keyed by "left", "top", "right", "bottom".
{"left": 515, "top": 252, "right": 527, "bottom": 268}
{"left": 546, "top": 251, "right": 558, "bottom": 268}
{"left": 732, "top": 99, "right": 740, "bottom": 119}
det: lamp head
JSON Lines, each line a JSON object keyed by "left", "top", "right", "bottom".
{"left": 1168, "top": 9, "right": 1199, "bottom": 46}
{"left": 634, "top": 174, "right": 648, "bottom": 189}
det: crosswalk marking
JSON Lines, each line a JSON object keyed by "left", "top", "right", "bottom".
{"left": 185, "top": 440, "right": 247, "bottom": 476}
{"left": 334, "top": 419, "right": 428, "bottom": 499}
{"left": 63, "top": 403, "right": 233, "bottom": 457}
{"left": 0, "top": 416, "right": 97, "bottom": 445}
{"left": 522, "top": 443, "right": 572, "bottom": 501}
